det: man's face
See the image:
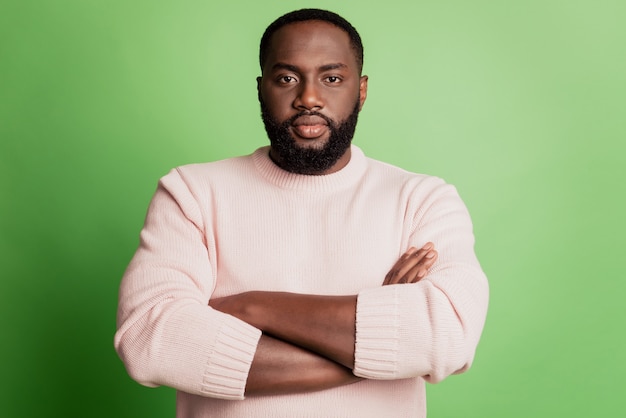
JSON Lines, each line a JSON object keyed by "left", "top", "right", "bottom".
{"left": 258, "top": 20, "right": 368, "bottom": 175}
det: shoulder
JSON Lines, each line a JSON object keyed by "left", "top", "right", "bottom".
{"left": 362, "top": 154, "right": 449, "bottom": 192}
{"left": 359, "top": 154, "right": 467, "bottom": 219}
{"left": 145, "top": 152, "right": 258, "bottom": 211}
{"left": 176, "top": 153, "right": 253, "bottom": 180}
{"left": 157, "top": 151, "right": 257, "bottom": 190}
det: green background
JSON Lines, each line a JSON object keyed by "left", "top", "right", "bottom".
{"left": 2, "top": 0, "right": 624, "bottom": 416}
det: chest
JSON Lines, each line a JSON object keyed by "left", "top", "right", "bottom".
{"left": 207, "top": 187, "right": 414, "bottom": 296}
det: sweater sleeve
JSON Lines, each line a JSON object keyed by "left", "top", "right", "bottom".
{"left": 354, "top": 178, "right": 489, "bottom": 383}
{"left": 114, "top": 169, "right": 261, "bottom": 400}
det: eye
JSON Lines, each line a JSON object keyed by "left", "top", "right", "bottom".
{"left": 325, "top": 76, "right": 341, "bottom": 83}
{"left": 278, "top": 75, "right": 297, "bottom": 84}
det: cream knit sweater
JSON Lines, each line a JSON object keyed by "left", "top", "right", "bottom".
{"left": 115, "top": 145, "right": 489, "bottom": 417}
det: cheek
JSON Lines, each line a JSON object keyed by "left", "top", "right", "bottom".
{"left": 331, "top": 92, "right": 360, "bottom": 119}
{"left": 261, "top": 89, "right": 294, "bottom": 118}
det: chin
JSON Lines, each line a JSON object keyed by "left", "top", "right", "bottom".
{"left": 291, "top": 136, "right": 330, "bottom": 150}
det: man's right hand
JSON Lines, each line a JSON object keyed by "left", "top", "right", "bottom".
{"left": 383, "top": 243, "right": 437, "bottom": 285}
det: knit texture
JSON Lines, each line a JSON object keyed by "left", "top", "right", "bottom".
{"left": 114, "top": 145, "right": 489, "bottom": 417}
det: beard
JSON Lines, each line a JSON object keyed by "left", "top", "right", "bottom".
{"left": 260, "top": 98, "right": 361, "bottom": 175}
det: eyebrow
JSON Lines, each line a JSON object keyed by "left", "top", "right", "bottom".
{"left": 271, "top": 62, "right": 349, "bottom": 72}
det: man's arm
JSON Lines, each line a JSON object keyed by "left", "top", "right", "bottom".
{"left": 352, "top": 179, "right": 489, "bottom": 382}
{"left": 115, "top": 170, "right": 263, "bottom": 401}
{"left": 212, "top": 180, "right": 489, "bottom": 386}
{"left": 210, "top": 245, "right": 438, "bottom": 371}
{"left": 245, "top": 334, "right": 361, "bottom": 396}
{"left": 116, "top": 169, "right": 439, "bottom": 399}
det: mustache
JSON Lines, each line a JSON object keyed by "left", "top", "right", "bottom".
{"left": 286, "top": 111, "right": 334, "bottom": 127}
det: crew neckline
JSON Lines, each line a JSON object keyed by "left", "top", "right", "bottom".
{"left": 251, "top": 145, "right": 367, "bottom": 191}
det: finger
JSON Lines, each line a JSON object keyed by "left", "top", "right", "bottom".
{"left": 403, "top": 250, "right": 438, "bottom": 283}
{"left": 394, "top": 245, "right": 435, "bottom": 282}
{"left": 385, "top": 246, "right": 435, "bottom": 285}
{"left": 383, "top": 247, "right": 418, "bottom": 285}
{"left": 384, "top": 247, "right": 428, "bottom": 285}
{"left": 418, "top": 249, "right": 437, "bottom": 271}
{"left": 396, "top": 252, "right": 433, "bottom": 283}
{"left": 383, "top": 243, "right": 435, "bottom": 285}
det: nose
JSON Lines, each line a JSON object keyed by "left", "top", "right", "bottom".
{"left": 293, "top": 80, "right": 323, "bottom": 111}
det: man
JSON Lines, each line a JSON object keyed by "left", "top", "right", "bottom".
{"left": 115, "top": 8, "right": 489, "bottom": 417}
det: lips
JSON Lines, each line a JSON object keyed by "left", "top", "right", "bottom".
{"left": 291, "top": 115, "right": 329, "bottom": 139}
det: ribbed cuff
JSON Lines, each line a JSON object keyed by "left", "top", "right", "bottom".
{"left": 200, "top": 316, "right": 262, "bottom": 400}
{"left": 353, "top": 286, "right": 400, "bottom": 379}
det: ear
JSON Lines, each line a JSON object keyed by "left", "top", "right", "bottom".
{"left": 358, "top": 75, "right": 368, "bottom": 110}
{"left": 256, "top": 76, "right": 263, "bottom": 102}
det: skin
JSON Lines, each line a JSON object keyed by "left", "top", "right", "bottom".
{"left": 243, "top": 334, "right": 361, "bottom": 396}
{"left": 210, "top": 21, "right": 439, "bottom": 396}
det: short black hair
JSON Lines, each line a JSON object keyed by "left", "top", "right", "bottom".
{"left": 259, "top": 8, "right": 364, "bottom": 73}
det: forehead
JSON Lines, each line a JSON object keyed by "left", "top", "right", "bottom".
{"left": 264, "top": 20, "right": 357, "bottom": 71}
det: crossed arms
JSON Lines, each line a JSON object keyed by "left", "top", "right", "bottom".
{"left": 209, "top": 244, "right": 438, "bottom": 396}
{"left": 115, "top": 168, "right": 489, "bottom": 401}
